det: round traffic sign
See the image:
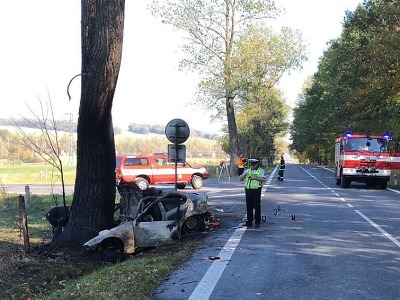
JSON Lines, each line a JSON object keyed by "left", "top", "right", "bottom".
{"left": 165, "top": 119, "right": 190, "bottom": 144}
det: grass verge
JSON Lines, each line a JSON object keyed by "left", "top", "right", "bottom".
{"left": 0, "top": 192, "right": 206, "bottom": 300}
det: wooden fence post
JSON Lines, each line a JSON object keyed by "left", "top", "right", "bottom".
{"left": 25, "top": 185, "right": 30, "bottom": 208}
{"left": 18, "top": 195, "right": 31, "bottom": 253}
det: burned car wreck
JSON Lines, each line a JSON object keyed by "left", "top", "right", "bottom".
{"left": 84, "top": 182, "right": 213, "bottom": 255}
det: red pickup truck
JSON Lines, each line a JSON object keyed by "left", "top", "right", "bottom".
{"left": 115, "top": 154, "right": 210, "bottom": 190}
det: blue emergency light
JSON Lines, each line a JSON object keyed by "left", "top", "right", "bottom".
{"left": 383, "top": 132, "right": 391, "bottom": 140}
{"left": 344, "top": 131, "right": 352, "bottom": 138}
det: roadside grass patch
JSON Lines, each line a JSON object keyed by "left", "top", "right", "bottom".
{"left": 39, "top": 239, "right": 199, "bottom": 300}
{"left": 0, "top": 192, "right": 205, "bottom": 300}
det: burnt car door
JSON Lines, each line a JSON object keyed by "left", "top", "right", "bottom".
{"left": 133, "top": 195, "right": 188, "bottom": 248}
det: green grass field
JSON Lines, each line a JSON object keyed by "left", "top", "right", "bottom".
{"left": 0, "top": 161, "right": 275, "bottom": 185}
{"left": 0, "top": 164, "right": 77, "bottom": 185}
{"left": 0, "top": 159, "right": 229, "bottom": 186}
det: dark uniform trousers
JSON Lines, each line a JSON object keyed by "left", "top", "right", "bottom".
{"left": 245, "top": 187, "right": 262, "bottom": 225}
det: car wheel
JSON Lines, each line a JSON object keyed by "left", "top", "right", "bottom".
{"left": 183, "top": 215, "right": 204, "bottom": 233}
{"left": 176, "top": 183, "right": 187, "bottom": 189}
{"left": 135, "top": 177, "right": 149, "bottom": 190}
{"left": 191, "top": 175, "right": 203, "bottom": 189}
{"left": 99, "top": 239, "right": 128, "bottom": 262}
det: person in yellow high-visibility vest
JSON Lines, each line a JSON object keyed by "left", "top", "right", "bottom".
{"left": 239, "top": 159, "right": 267, "bottom": 228}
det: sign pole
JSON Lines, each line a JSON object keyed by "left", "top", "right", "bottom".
{"left": 174, "top": 124, "right": 178, "bottom": 190}
{"left": 165, "top": 119, "right": 190, "bottom": 191}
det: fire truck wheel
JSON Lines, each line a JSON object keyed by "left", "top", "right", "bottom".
{"left": 366, "top": 181, "right": 376, "bottom": 188}
{"left": 191, "top": 175, "right": 203, "bottom": 189}
{"left": 341, "top": 174, "right": 350, "bottom": 188}
{"left": 378, "top": 180, "right": 387, "bottom": 189}
{"left": 135, "top": 177, "right": 150, "bottom": 190}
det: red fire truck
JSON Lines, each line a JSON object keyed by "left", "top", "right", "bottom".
{"left": 392, "top": 146, "right": 400, "bottom": 170}
{"left": 335, "top": 132, "right": 393, "bottom": 189}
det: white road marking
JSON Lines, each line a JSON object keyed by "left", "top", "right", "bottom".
{"left": 188, "top": 227, "right": 246, "bottom": 300}
{"left": 322, "top": 166, "right": 400, "bottom": 195}
{"left": 388, "top": 188, "right": 400, "bottom": 194}
{"left": 188, "top": 165, "right": 399, "bottom": 299}
{"left": 300, "top": 166, "right": 400, "bottom": 248}
{"left": 355, "top": 210, "right": 400, "bottom": 248}
{"left": 265, "top": 165, "right": 279, "bottom": 188}
{"left": 209, "top": 193, "right": 244, "bottom": 199}
{"left": 188, "top": 166, "right": 278, "bottom": 299}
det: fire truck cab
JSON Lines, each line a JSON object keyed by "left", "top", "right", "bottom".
{"left": 335, "top": 132, "right": 392, "bottom": 189}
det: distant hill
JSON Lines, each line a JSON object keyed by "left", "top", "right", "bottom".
{"left": 0, "top": 118, "right": 74, "bottom": 133}
{"left": 0, "top": 118, "right": 221, "bottom": 140}
{"left": 126, "top": 123, "right": 221, "bottom": 140}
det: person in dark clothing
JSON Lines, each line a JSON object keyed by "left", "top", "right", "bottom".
{"left": 239, "top": 159, "right": 267, "bottom": 228}
{"left": 277, "top": 156, "right": 285, "bottom": 181}
{"left": 45, "top": 206, "right": 70, "bottom": 240}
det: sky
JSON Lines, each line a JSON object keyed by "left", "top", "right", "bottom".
{"left": 0, "top": 0, "right": 363, "bottom": 134}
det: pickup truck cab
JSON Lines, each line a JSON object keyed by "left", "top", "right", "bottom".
{"left": 115, "top": 154, "right": 210, "bottom": 190}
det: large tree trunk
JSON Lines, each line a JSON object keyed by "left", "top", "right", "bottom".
{"left": 226, "top": 96, "right": 239, "bottom": 175}
{"left": 59, "top": 0, "right": 125, "bottom": 247}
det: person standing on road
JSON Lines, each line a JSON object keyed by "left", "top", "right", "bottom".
{"left": 277, "top": 156, "right": 285, "bottom": 181}
{"left": 239, "top": 159, "right": 267, "bottom": 228}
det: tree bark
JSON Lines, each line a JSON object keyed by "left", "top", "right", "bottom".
{"left": 226, "top": 96, "right": 239, "bottom": 175}
{"left": 59, "top": 0, "right": 125, "bottom": 247}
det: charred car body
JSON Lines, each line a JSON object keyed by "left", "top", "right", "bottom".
{"left": 84, "top": 183, "right": 213, "bottom": 255}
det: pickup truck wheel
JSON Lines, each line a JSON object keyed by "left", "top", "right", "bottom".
{"left": 135, "top": 178, "right": 149, "bottom": 190}
{"left": 176, "top": 183, "right": 187, "bottom": 189}
{"left": 191, "top": 175, "right": 203, "bottom": 189}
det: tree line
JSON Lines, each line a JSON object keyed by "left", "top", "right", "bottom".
{"left": 151, "top": 0, "right": 307, "bottom": 172}
{"left": 0, "top": 128, "right": 224, "bottom": 164}
{"left": 290, "top": 0, "right": 400, "bottom": 164}
{"left": 0, "top": 118, "right": 221, "bottom": 141}
{"left": 127, "top": 123, "right": 220, "bottom": 140}
{"left": 0, "top": 118, "right": 76, "bottom": 134}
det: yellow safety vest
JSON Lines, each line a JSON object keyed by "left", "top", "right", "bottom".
{"left": 244, "top": 168, "right": 263, "bottom": 189}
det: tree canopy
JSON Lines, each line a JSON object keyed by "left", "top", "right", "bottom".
{"left": 291, "top": 0, "right": 400, "bottom": 164}
{"left": 151, "top": 0, "right": 306, "bottom": 168}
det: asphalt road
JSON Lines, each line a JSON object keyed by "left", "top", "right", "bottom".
{"left": 3, "top": 183, "right": 75, "bottom": 195}
{"left": 150, "top": 164, "right": 400, "bottom": 300}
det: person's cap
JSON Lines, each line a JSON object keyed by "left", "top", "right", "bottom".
{"left": 248, "top": 158, "right": 259, "bottom": 165}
